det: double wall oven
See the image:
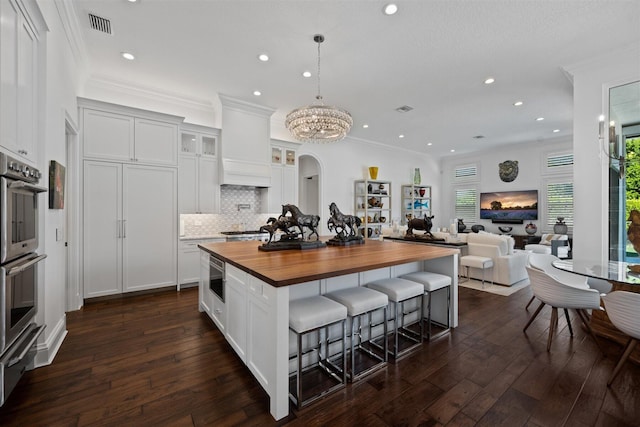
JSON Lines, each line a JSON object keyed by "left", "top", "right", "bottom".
{"left": 0, "top": 153, "right": 46, "bottom": 406}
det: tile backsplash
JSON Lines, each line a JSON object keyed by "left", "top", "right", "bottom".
{"left": 180, "top": 185, "right": 280, "bottom": 236}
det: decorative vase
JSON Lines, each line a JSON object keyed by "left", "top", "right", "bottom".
{"left": 525, "top": 222, "right": 537, "bottom": 235}
{"left": 419, "top": 188, "right": 426, "bottom": 197}
{"left": 413, "top": 168, "right": 421, "bottom": 185}
{"left": 553, "top": 217, "right": 568, "bottom": 234}
{"left": 368, "top": 166, "right": 378, "bottom": 180}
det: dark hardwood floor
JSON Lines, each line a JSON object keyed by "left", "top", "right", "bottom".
{"left": 0, "top": 284, "right": 638, "bottom": 426}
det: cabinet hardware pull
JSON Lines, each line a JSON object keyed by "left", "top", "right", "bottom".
{"left": 123, "top": 220, "right": 127, "bottom": 238}
{"left": 117, "top": 220, "right": 121, "bottom": 238}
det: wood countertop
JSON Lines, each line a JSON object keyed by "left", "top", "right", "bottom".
{"left": 198, "top": 239, "right": 459, "bottom": 287}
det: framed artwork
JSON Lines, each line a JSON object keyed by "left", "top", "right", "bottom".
{"left": 49, "top": 160, "right": 66, "bottom": 209}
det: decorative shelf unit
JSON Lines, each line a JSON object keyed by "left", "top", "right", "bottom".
{"left": 401, "top": 184, "right": 432, "bottom": 224}
{"left": 354, "top": 180, "right": 392, "bottom": 238}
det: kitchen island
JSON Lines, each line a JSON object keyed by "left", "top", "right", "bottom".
{"left": 198, "top": 239, "right": 459, "bottom": 420}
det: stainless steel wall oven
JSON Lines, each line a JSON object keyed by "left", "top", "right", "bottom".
{"left": 0, "top": 153, "right": 46, "bottom": 406}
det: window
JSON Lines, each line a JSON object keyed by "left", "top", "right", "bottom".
{"left": 454, "top": 164, "right": 478, "bottom": 181}
{"left": 455, "top": 188, "right": 477, "bottom": 223}
{"left": 546, "top": 180, "right": 573, "bottom": 229}
{"left": 546, "top": 152, "right": 573, "bottom": 169}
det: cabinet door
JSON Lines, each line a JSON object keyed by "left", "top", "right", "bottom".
{"left": 0, "top": 0, "right": 18, "bottom": 154}
{"left": 83, "top": 161, "right": 122, "bottom": 298}
{"left": 83, "top": 109, "right": 134, "bottom": 162}
{"left": 282, "top": 166, "right": 297, "bottom": 205}
{"left": 246, "top": 278, "right": 273, "bottom": 390}
{"left": 17, "top": 17, "right": 36, "bottom": 161}
{"left": 198, "top": 156, "right": 218, "bottom": 213}
{"left": 179, "top": 242, "right": 201, "bottom": 285}
{"left": 134, "top": 118, "right": 178, "bottom": 166}
{"left": 178, "top": 154, "right": 198, "bottom": 213}
{"left": 225, "top": 265, "right": 247, "bottom": 362}
{"left": 268, "top": 165, "right": 283, "bottom": 213}
{"left": 122, "top": 165, "right": 177, "bottom": 292}
{"left": 199, "top": 251, "right": 211, "bottom": 313}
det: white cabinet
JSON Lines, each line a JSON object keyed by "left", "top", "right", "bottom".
{"left": 83, "top": 161, "right": 178, "bottom": 298}
{"left": 0, "top": 0, "right": 42, "bottom": 164}
{"left": 267, "top": 141, "right": 298, "bottom": 213}
{"left": 225, "top": 264, "right": 248, "bottom": 362}
{"left": 354, "top": 180, "right": 392, "bottom": 238}
{"left": 178, "top": 125, "right": 220, "bottom": 214}
{"left": 200, "top": 258, "right": 275, "bottom": 391}
{"left": 401, "top": 184, "right": 432, "bottom": 224}
{"left": 79, "top": 98, "right": 183, "bottom": 166}
{"left": 179, "top": 238, "right": 224, "bottom": 287}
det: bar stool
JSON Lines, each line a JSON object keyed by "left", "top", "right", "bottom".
{"left": 325, "top": 287, "right": 388, "bottom": 381}
{"left": 366, "top": 277, "right": 424, "bottom": 359}
{"left": 460, "top": 255, "right": 493, "bottom": 287}
{"left": 289, "top": 295, "right": 347, "bottom": 409}
{"left": 401, "top": 271, "right": 451, "bottom": 340}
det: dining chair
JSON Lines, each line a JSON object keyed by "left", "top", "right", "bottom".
{"left": 524, "top": 266, "right": 604, "bottom": 352}
{"left": 601, "top": 291, "right": 640, "bottom": 386}
{"left": 524, "top": 253, "right": 590, "bottom": 334}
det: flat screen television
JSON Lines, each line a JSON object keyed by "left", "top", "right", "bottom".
{"left": 480, "top": 190, "right": 538, "bottom": 223}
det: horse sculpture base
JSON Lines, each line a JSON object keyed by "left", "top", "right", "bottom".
{"left": 403, "top": 233, "right": 445, "bottom": 242}
{"left": 326, "top": 236, "right": 365, "bottom": 246}
{"left": 258, "top": 238, "right": 327, "bottom": 252}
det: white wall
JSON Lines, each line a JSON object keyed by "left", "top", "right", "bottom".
{"left": 440, "top": 137, "right": 573, "bottom": 235}
{"left": 35, "top": 0, "right": 86, "bottom": 364}
{"left": 565, "top": 42, "right": 640, "bottom": 262}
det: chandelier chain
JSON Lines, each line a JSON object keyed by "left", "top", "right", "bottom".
{"left": 316, "top": 38, "right": 322, "bottom": 102}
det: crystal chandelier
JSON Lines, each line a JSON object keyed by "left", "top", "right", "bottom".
{"left": 285, "top": 34, "right": 353, "bottom": 143}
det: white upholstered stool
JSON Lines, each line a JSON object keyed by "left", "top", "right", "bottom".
{"left": 289, "top": 295, "right": 347, "bottom": 409}
{"left": 460, "top": 255, "right": 493, "bottom": 287}
{"left": 325, "top": 287, "right": 388, "bottom": 381}
{"left": 401, "top": 271, "right": 452, "bottom": 340}
{"left": 366, "top": 278, "right": 424, "bottom": 359}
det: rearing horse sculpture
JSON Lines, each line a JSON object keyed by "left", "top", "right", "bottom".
{"left": 327, "top": 202, "right": 361, "bottom": 239}
{"left": 281, "top": 204, "right": 320, "bottom": 241}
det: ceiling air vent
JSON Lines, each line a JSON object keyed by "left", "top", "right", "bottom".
{"left": 395, "top": 105, "right": 414, "bottom": 113}
{"left": 88, "top": 13, "right": 112, "bottom": 35}
{"left": 472, "top": 135, "right": 485, "bottom": 139}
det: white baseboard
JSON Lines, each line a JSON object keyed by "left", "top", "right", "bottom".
{"left": 32, "top": 315, "right": 67, "bottom": 369}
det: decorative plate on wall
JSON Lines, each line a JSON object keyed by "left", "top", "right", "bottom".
{"left": 499, "top": 160, "right": 519, "bottom": 182}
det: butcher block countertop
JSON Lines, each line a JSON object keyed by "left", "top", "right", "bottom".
{"left": 198, "top": 239, "right": 459, "bottom": 287}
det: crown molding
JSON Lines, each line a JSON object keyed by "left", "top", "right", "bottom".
{"left": 54, "top": 0, "right": 87, "bottom": 67}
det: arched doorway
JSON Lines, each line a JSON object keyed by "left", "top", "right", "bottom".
{"left": 298, "top": 155, "right": 324, "bottom": 235}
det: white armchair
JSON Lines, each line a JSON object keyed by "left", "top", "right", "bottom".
{"left": 525, "top": 233, "right": 570, "bottom": 258}
{"left": 465, "top": 232, "right": 528, "bottom": 286}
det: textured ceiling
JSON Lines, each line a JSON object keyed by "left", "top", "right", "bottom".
{"left": 71, "top": 0, "right": 640, "bottom": 158}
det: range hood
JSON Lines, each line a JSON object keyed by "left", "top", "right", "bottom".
{"left": 219, "top": 94, "right": 276, "bottom": 187}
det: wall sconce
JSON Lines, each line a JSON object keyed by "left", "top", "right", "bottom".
{"left": 599, "top": 114, "right": 626, "bottom": 178}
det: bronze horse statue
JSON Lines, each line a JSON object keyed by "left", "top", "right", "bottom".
{"left": 281, "top": 204, "right": 320, "bottom": 241}
{"left": 406, "top": 214, "right": 435, "bottom": 237}
{"left": 327, "top": 202, "right": 361, "bottom": 239}
{"left": 259, "top": 216, "right": 298, "bottom": 243}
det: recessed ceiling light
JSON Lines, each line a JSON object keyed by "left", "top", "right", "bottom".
{"left": 450, "top": 149, "right": 456, "bottom": 152}
{"left": 399, "top": 134, "right": 404, "bottom": 138}
{"left": 362, "top": 124, "right": 369, "bottom": 128}
{"left": 484, "top": 77, "right": 495, "bottom": 85}
{"left": 427, "top": 142, "right": 433, "bottom": 146}
{"left": 302, "top": 71, "right": 311, "bottom": 78}
{"left": 536, "top": 117, "right": 545, "bottom": 121}
{"left": 258, "top": 54, "right": 269, "bottom": 62}
{"left": 383, "top": 3, "right": 398, "bottom": 15}
{"left": 553, "top": 129, "right": 560, "bottom": 133}
{"left": 514, "top": 101, "right": 523, "bottom": 106}
{"left": 253, "top": 90, "right": 261, "bottom": 96}
{"left": 121, "top": 52, "right": 135, "bottom": 60}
